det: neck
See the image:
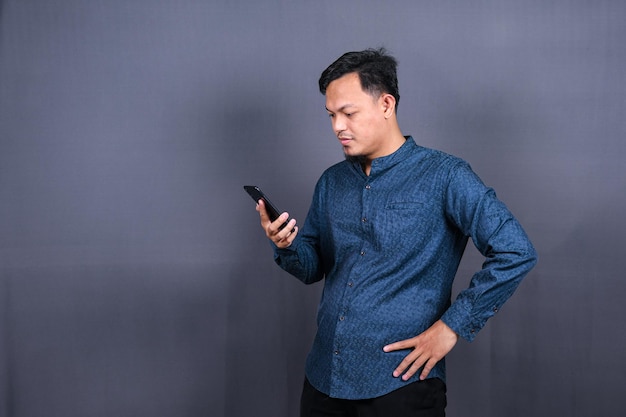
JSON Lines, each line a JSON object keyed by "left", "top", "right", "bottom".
{"left": 361, "top": 132, "right": 407, "bottom": 176}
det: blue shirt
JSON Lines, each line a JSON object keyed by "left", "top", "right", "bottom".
{"left": 274, "top": 137, "right": 537, "bottom": 400}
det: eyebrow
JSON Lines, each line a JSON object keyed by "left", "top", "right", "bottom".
{"left": 325, "top": 104, "right": 356, "bottom": 113}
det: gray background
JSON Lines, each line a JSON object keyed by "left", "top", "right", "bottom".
{"left": 1, "top": 1, "right": 624, "bottom": 416}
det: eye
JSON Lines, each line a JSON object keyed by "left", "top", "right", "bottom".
{"left": 327, "top": 113, "right": 335, "bottom": 118}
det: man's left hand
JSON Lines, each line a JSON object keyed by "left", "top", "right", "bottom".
{"left": 383, "top": 320, "right": 459, "bottom": 381}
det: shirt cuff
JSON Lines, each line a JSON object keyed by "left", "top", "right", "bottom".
{"left": 440, "top": 299, "right": 484, "bottom": 342}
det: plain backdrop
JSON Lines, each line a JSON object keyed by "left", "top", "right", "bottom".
{"left": 1, "top": 1, "right": 625, "bottom": 416}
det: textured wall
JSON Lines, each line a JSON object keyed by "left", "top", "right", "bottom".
{"left": 1, "top": 1, "right": 625, "bottom": 416}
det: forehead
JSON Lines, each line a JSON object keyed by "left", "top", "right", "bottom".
{"left": 325, "top": 72, "right": 377, "bottom": 110}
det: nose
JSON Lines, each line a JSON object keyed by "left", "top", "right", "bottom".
{"left": 332, "top": 114, "right": 346, "bottom": 135}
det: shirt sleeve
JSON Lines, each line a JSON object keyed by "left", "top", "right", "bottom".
{"left": 272, "top": 180, "right": 326, "bottom": 285}
{"left": 440, "top": 162, "right": 538, "bottom": 342}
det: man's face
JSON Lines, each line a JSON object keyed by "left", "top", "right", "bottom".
{"left": 325, "top": 72, "right": 390, "bottom": 162}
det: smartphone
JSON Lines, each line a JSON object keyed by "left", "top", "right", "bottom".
{"left": 244, "top": 185, "right": 291, "bottom": 230}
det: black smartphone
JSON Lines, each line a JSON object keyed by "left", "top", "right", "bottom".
{"left": 244, "top": 185, "right": 290, "bottom": 230}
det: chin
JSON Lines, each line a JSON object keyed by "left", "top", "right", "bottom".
{"left": 345, "top": 154, "right": 367, "bottom": 164}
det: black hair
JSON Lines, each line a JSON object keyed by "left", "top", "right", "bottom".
{"left": 318, "top": 48, "right": 400, "bottom": 111}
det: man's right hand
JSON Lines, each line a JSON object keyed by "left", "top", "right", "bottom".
{"left": 256, "top": 199, "right": 298, "bottom": 248}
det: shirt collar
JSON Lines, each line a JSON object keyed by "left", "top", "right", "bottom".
{"left": 352, "top": 136, "right": 417, "bottom": 177}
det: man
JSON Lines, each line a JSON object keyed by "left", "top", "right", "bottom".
{"left": 254, "top": 48, "right": 537, "bottom": 416}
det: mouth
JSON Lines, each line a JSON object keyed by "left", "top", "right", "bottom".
{"left": 338, "top": 136, "right": 352, "bottom": 146}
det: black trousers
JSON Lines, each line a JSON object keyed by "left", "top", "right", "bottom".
{"left": 300, "top": 377, "right": 447, "bottom": 417}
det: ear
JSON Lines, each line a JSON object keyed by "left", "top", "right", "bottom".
{"left": 380, "top": 93, "right": 396, "bottom": 119}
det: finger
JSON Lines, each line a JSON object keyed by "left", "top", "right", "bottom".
{"left": 396, "top": 350, "right": 434, "bottom": 381}
{"left": 274, "top": 227, "right": 297, "bottom": 248}
{"left": 402, "top": 354, "right": 430, "bottom": 381}
{"left": 282, "top": 225, "right": 299, "bottom": 245}
{"left": 270, "top": 214, "right": 293, "bottom": 236}
{"left": 257, "top": 200, "right": 274, "bottom": 225}
{"left": 419, "top": 357, "right": 439, "bottom": 380}
{"left": 273, "top": 221, "right": 298, "bottom": 248}
{"left": 382, "top": 339, "right": 412, "bottom": 353}
{"left": 392, "top": 349, "right": 422, "bottom": 378}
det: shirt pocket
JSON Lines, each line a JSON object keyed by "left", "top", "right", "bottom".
{"left": 381, "top": 201, "right": 435, "bottom": 250}
{"left": 385, "top": 201, "right": 424, "bottom": 210}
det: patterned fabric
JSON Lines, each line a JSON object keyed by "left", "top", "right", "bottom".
{"left": 274, "top": 137, "right": 537, "bottom": 399}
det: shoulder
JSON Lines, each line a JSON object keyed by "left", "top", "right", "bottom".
{"left": 411, "top": 144, "right": 473, "bottom": 182}
{"left": 322, "top": 159, "right": 352, "bottom": 176}
{"left": 416, "top": 145, "right": 466, "bottom": 167}
{"left": 316, "top": 159, "right": 356, "bottom": 186}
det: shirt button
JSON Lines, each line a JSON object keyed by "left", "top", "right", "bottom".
{"left": 361, "top": 217, "right": 367, "bottom": 223}
{"left": 365, "top": 184, "right": 371, "bottom": 190}
{"left": 339, "top": 316, "right": 345, "bottom": 321}
{"left": 360, "top": 251, "right": 365, "bottom": 256}
{"left": 348, "top": 282, "right": 354, "bottom": 287}
{"left": 334, "top": 350, "right": 339, "bottom": 355}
